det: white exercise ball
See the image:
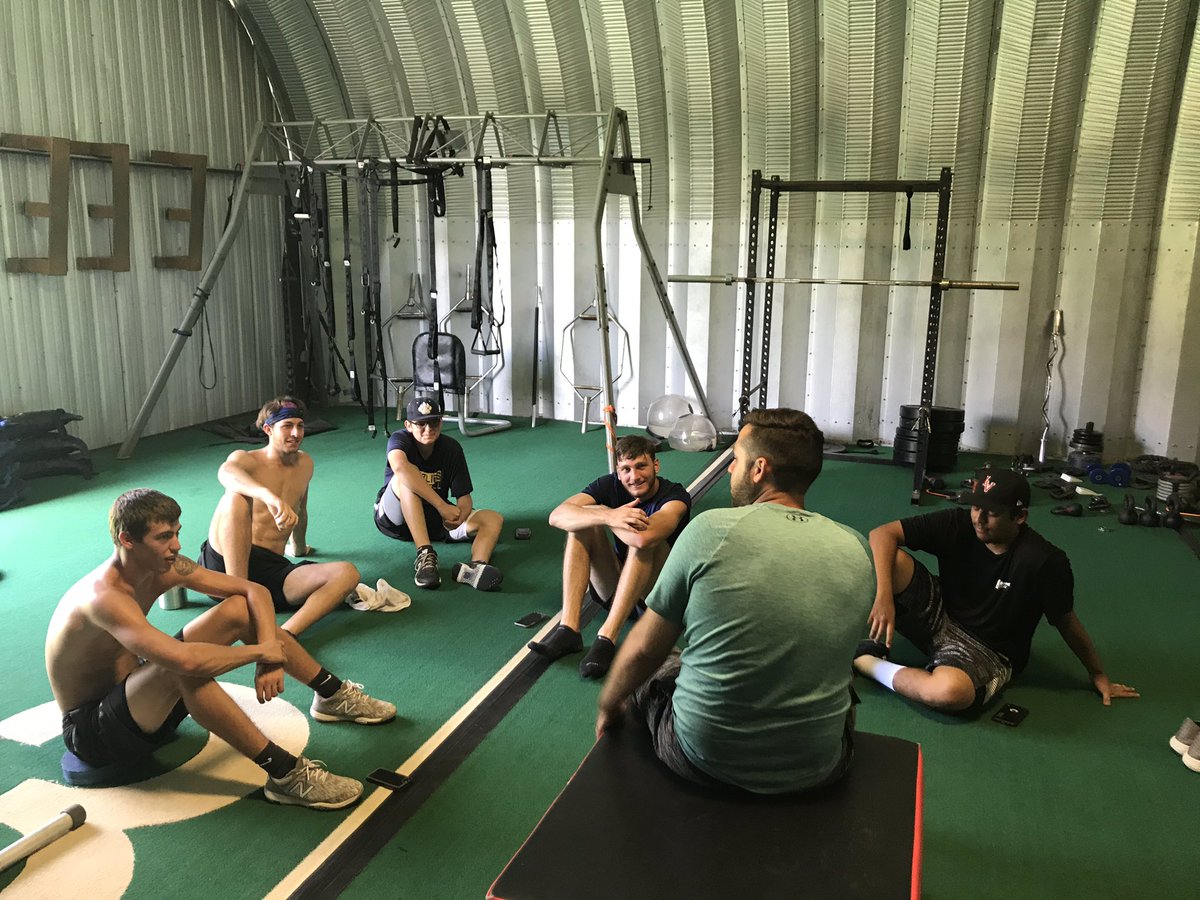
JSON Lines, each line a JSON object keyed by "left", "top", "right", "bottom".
{"left": 668, "top": 414, "right": 718, "bottom": 452}
{"left": 646, "top": 394, "right": 693, "bottom": 437}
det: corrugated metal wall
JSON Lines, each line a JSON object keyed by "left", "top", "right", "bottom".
{"left": 0, "top": 0, "right": 284, "bottom": 449}
{"left": 5, "top": 0, "right": 1198, "bottom": 463}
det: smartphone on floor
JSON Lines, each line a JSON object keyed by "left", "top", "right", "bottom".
{"left": 515, "top": 612, "right": 550, "bottom": 628}
{"left": 367, "top": 768, "right": 412, "bottom": 791}
{"left": 992, "top": 704, "right": 1029, "bottom": 727}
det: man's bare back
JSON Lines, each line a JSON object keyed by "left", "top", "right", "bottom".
{"left": 210, "top": 447, "right": 313, "bottom": 555}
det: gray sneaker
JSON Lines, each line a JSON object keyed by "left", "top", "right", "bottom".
{"left": 1185, "top": 738, "right": 1200, "bottom": 773}
{"left": 1169, "top": 717, "right": 1199, "bottom": 755}
{"left": 264, "top": 757, "right": 363, "bottom": 810}
{"left": 311, "top": 680, "right": 397, "bottom": 725}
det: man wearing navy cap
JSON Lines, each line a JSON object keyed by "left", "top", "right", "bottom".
{"left": 855, "top": 468, "right": 1138, "bottom": 713}
{"left": 200, "top": 396, "right": 364, "bottom": 639}
{"left": 373, "top": 396, "right": 504, "bottom": 591}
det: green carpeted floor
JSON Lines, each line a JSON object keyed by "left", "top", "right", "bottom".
{"left": 0, "top": 407, "right": 1196, "bottom": 899}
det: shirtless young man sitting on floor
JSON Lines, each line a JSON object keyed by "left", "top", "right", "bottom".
{"left": 46, "top": 489, "right": 395, "bottom": 810}
{"left": 199, "top": 396, "right": 360, "bottom": 636}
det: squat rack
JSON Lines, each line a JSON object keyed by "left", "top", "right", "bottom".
{"left": 119, "top": 109, "right": 712, "bottom": 473}
{"left": 670, "top": 168, "right": 1020, "bottom": 503}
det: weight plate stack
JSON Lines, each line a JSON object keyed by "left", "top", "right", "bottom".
{"left": 1066, "top": 421, "right": 1103, "bottom": 472}
{"left": 893, "top": 405, "right": 965, "bottom": 472}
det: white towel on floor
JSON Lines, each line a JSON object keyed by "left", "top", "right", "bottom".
{"left": 346, "top": 579, "right": 412, "bottom": 612}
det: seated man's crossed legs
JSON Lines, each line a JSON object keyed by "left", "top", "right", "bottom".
{"left": 529, "top": 524, "right": 670, "bottom": 680}
{"left": 853, "top": 550, "right": 1010, "bottom": 713}
{"left": 383, "top": 476, "right": 503, "bottom": 591}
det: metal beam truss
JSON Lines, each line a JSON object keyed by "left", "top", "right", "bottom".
{"left": 668, "top": 169, "right": 1019, "bottom": 504}
{"left": 119, "top": 109, "right": 711, "bottom": 471}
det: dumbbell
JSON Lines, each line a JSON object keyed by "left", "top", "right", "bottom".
{"left": 1086, "top": 462, "right": 1132, "bottom": 488}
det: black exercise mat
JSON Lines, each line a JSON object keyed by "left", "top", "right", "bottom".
{"left": 489, "top": 727, "right": 922, "bottom": 900}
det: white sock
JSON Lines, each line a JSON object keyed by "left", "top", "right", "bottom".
{"left": 859, "top": 657, "right": 904, "bottom": 692}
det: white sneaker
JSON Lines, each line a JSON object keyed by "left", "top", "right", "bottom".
{"left": 311, "top": 680, "right": 397, "bottom": 724}
{"left": 451, "top": 561, "right": 504, "bottom": 591}
{"left": 264, "top": 757, "right": 363, "bottom": 810}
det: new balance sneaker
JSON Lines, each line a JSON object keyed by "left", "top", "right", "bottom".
{"left": 1185, "top": 737, "right": 1200, "bottom": 774}
{"left": 414, "top": 546, "right": 440, "bottom": 589}
{"left": 311, "top": 680, "right": 397, "bottom": 725}
{"left": 264, "top": 757, "right": 363, "bottom": 810}
{"left": 452, "top": 560, "right": 503, "bottom": 591}
{"left": 1171, "top": 717, "right": 1200, "bottom": 755}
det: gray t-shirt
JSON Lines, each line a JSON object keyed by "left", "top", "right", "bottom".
{"left": 647, "top": 504, "right": 875, "bottom": 793}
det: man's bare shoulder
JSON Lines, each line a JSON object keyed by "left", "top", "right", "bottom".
{"left": 173, "top": 554, "right": 198, "bottom": 577}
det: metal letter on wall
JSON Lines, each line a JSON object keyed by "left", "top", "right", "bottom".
{"left": 72, "top": 139, "right": 131, "bottom": 271}
{"left": 151, "top": 151, "right": 207, "bottom": 270}
{"left": 1, "top": 133, "right": 72, "bottom": 275}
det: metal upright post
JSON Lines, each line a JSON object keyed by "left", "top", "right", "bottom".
{"left": 910, "top": 166, "right": 954, "bottom": 504}
{"left": 592, "top": 109, "right": 623, "bottom": 473}
{"left": 118, "top": 125, "right": 267, "bottom": 459}
{"left": 740, "top": 171, "right": 762, "bottom": 422}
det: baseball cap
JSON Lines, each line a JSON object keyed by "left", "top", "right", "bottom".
{"left": 964, "top": 469, "right": 1030, "bottom": 513}
{"left": 406, "top": 396, "right": 443, "bottom": 422}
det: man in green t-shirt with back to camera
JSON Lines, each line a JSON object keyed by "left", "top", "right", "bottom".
{"left": 597, "top": 408, "right": 875, "bottom": 794}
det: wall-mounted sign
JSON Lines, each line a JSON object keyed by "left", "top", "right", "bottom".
{"left": 1, "top": 133, "right": 207, "bottom": 274}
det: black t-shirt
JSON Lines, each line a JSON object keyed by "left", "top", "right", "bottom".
{"left": 381, "top": 430, "right": 473, "bottom": 519}
{"left": 901, "top": 507, "right": 1074, "bottom": 672}
{"left": 581, "top": 473, "right": 692, "bottom": 558}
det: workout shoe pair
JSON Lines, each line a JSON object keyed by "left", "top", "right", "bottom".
{"left": 311, "top": 681, "right": 397, "bottom": 725}
{"left": 452, "top": 560, "right": 504, "bottom": 592}
{"left": 414, "top": 546, "right": 440, "bottom": 589}
{"left": 1169, "top": 717, "right": 1200, "bottom": 772}
{"left": 264, "top": 757, "right": 363, "bottom": 810}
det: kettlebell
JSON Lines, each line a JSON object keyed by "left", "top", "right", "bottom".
{"left": 1162, "top": 497, "right": 1183, "bottom": 531}
{"left": 1139, "top": 496, "right": 1160, "bottom": 528}
{"left": 1117, "top": 494, "right": 1139, "bottom": 526}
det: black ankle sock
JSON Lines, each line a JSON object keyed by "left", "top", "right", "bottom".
{"left": 254, "top": 741, "right": 298, "bottom": 780}
{"left": 580, "top": 636, "right": 617, "bottom": 680}
{"left": 528, "top": 624, "right": 583, "bottom": 660}
{"left": 308, "top": 668, "right": 343, "bottom": 698}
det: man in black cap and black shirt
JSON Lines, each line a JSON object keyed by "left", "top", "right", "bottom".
{"left": 854, "top": 468, "right": 1138, "bottom": 713}
{"left": 373, "top": 396, "right": 505, "bottom": 591}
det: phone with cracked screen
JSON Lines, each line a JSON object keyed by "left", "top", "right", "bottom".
{"left": 991, "top": 704, "right": 1029, "bottom": 727}
{"left": 514, "top": 612, "right": 550, "bottom": 629}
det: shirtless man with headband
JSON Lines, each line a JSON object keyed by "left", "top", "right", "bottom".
{"left": 199, "top": 396, "right": 360, "bottom": 636}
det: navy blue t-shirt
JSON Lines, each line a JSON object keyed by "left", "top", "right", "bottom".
{"left": 581, "top": 473, "right": 692, "bottom": 559}
{"left": 902, "top": 507, "right": 1073, "bottom": 672}
{"left": 378, "top": 430, "right": 473, "bottom": 538}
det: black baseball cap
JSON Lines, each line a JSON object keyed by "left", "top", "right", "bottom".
{"left": 964, "top": 469, "right": 1030, "bottom": 513}
{"left": 406, "top": 396, "right": 443, "bottom": 422}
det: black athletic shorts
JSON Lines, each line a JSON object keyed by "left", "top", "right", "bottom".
{"left": 198, "top": 540, "right": 312, "bottom": 611}
{"left": 61, "top": 678, "right": 188, "bottom": 767}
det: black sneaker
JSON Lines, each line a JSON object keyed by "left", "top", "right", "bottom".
{"left": 854, "top": 638, "right": 889, "bottom": 660}
{"left": 414, "top": 546, "right": 440, "bottom": 589}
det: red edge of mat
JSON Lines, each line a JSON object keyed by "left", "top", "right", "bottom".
{"left": 911, "top": 745, "right": 924, "bottom": 900}
{"left": 486, "top": 737, "right": 599, "bottom": 900}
